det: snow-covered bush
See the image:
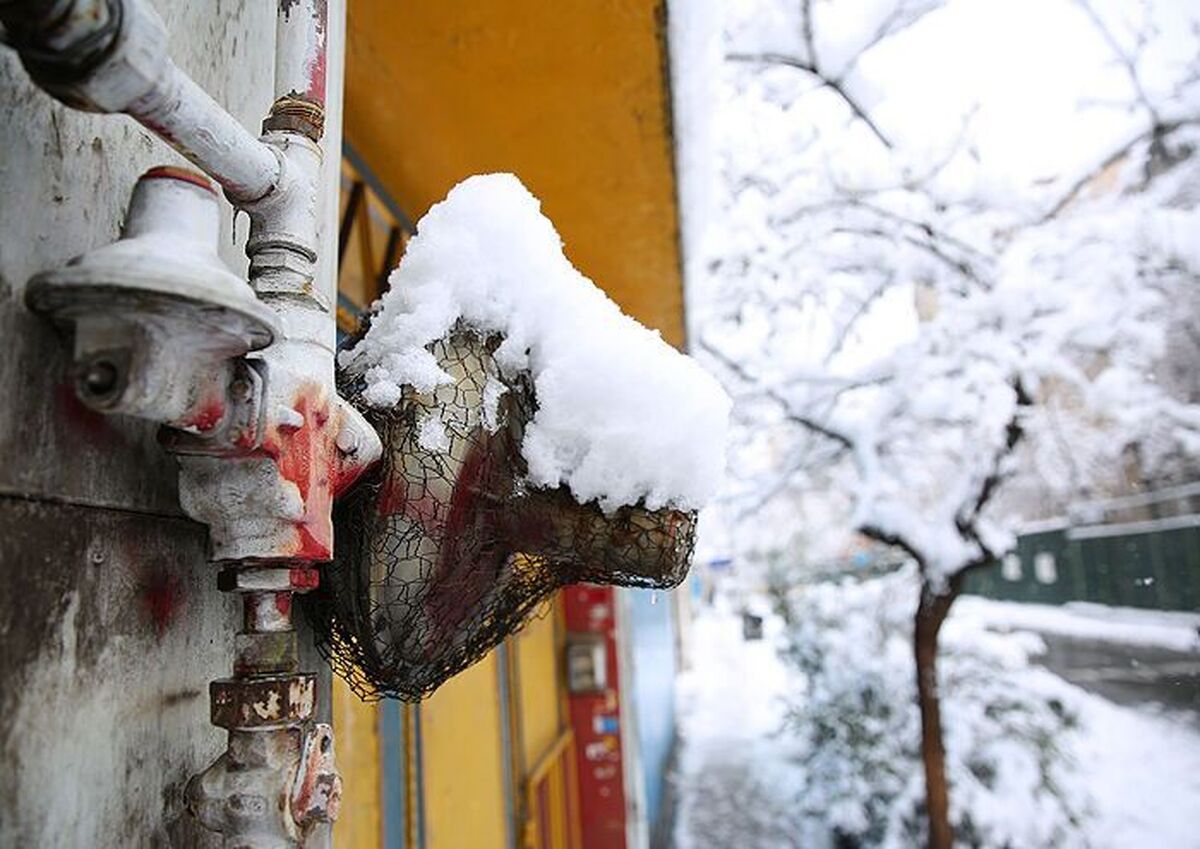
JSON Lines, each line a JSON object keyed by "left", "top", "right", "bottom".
{"left": 783, "top": 568, "right": 1090, "bottom": 849}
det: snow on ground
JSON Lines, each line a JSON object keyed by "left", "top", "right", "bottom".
{"left": 340, "top": 174, "right": 731, "bottom": 512}
{"left": 673, "top": 586, "right": 1200, "bottom": 849}
{"left": 1070, "top": 676, "right": 1200, "bottom": 848}
{"left": 955, "top": 596, "right": 1200, "bottom": 653}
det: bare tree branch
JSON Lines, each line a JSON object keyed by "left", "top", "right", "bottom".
{"left": 953, "top": 380, "right": 1032, "bottom": 564}
{"left": 699, "top": 336, "right": 857, "bottom": 451}
{"left": 800, "top": 0, "right": 817, "bottom": 68}
{"left": 726, "top": 51, "right": 894, "bottom": 149}
{"left": 1075, "top": 0, "right": 1160, "bottom": 125}
{"left": 1040, "top": 119, "right": 1199, "bottom": 222}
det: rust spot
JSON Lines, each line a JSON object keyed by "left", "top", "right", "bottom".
{"left": 142, "top": 165, "right": 216, "bottom": 195}
{"left": 211, "top": 674, "right": 316, "bottom": 729}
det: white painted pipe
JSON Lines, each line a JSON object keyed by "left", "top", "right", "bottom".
{"left": 126, "top": 56, "right": 281, "bottom": 203}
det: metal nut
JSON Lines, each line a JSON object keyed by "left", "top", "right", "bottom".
{"left": 209, "top": 674, "right": 315, "bottom": 730}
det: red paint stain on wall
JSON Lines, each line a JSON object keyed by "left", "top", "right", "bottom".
{"left": 141, "top": 573, "right": 183, "bottom": 638}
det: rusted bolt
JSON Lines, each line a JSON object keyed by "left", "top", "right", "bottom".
{"left": 209, "top": 673, "right": 315, "bottom": 729}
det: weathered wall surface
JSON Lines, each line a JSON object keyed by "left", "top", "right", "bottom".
{"left": 0, "top": 2, "right": 286, "bottom": 845}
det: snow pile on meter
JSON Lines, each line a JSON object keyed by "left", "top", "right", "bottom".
{"left": 340, "top": 173, "right": 731, "bottom": 512}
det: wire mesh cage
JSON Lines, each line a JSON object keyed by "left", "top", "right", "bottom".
{"left": 307, "top": 324, "right": 698, "bottom": 701}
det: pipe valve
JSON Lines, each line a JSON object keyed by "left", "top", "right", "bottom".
{"left": 26, "top": 167, "right": 278, "bottom": 440}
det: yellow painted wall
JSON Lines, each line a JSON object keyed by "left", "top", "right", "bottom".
{"left": 331, "top": 677, "right": 382, "bottom": 848}
{"left": 514, "top": 604, "right": 566, "bottom": 771}
{"left": 420, "top": 651, "right": 510, "bottom": 849}
{"left": 345, "top": 0, "right": 686, "bottom": 346}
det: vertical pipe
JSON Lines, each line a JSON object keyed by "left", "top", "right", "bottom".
{"left": 311, "top": 0, "right": 344, "bottom": 320}
{"left": 265, "top": 0, "right": 329, "bottom": 145}
{"left": 380, "top": 700, "right": 406, "bottom": 849}
{"left": 275, "top": 0, "right": 328, "bottom": 106}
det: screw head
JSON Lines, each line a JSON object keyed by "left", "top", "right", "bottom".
{"left": 80, "top": 360, "right": 120, "bottom": 397}
{"left": 335, "top": 422, "right": 362, "bottom": 455}
{"left": 230, "top": 378, "right": 253, "bottom": 403}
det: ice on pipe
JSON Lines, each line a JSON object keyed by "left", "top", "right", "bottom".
{"left": 340, "top": 173, "right": 731, "bottom": 512}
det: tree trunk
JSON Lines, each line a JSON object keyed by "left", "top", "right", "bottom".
{"left": 914, "top": 574, "right": 962, "bottom": 849}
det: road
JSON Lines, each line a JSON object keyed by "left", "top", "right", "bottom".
{"left": 1034, "top": 632, "right": 1200, "bottom": 724}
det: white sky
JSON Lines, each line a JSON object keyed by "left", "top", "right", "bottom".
{"left": 861, "top": 0, "right": 1189, "bottom": 195}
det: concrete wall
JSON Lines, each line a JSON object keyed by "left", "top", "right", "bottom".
{"left": 0, "top": 2, "right": 331, "bottom": 844}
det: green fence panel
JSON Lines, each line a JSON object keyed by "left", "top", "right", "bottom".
{"left": 963, "top": 523, "right": 1200, "bottom": 611}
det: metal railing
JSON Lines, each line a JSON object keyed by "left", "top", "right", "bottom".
{"left": 337, "top": 145, "right": 416, "bottom": 336}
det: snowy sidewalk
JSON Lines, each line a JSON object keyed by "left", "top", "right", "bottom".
{"left": 673, "top": 606, "right": 806, "bottom": 849}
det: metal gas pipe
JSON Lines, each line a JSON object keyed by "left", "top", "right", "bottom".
{"left": 4, "top": 0, "right": 380, "bottom": 846}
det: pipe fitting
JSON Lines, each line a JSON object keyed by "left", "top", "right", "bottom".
{"left": 243, "top": 132, "right": 325, "bottom": 305}
{"left": 177, "top": 393, "right": 381, "bottom": 563}
{"left": 2, "top": 0, "right": 146, "bottom": 111}
{"left": 187, "top": 724, "right": 340, "bottom": 848}
{"left": 10, "top": 4, "right": 366, "bottom": 844}
{"left": 263, "top": 95, "right": 326, "bottom": 143}
{"left": 189, "top": 561, "right": 341, "bottom": 847}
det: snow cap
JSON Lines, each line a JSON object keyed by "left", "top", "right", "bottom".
{"left": 341, "top": 173, "right": 731, "bottom": 512}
